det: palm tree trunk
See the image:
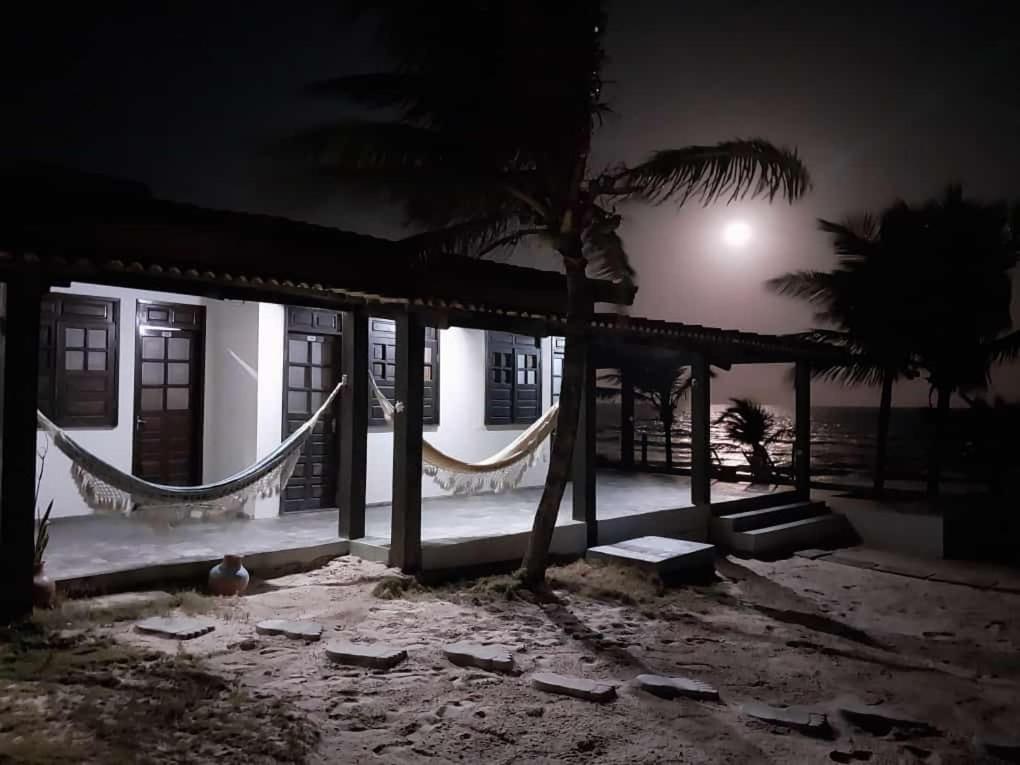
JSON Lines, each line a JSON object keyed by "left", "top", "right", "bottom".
{"left": 661, "top": 409, "right": 674, "bottom": 470}
{"left": 521, "top": 250, "right": 590, "bottom": 585}
{"left": 927, "top": 385, "right": 951, "bottom": 497}
{"left": 873, "top": 371, "right": 894, "bottom": 496}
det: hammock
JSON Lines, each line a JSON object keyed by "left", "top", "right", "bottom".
{"left": 38, "top": 376, "right": 347, "bottom": 523}
{"left": 369, "top": 375, "right": 558, "bottom": 494}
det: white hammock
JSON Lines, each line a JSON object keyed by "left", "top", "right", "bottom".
{"left": 38, "top": 376, "right": 347, "bottom": 524}
{"left": 369, "top": 375, "right": 559, "bottom": 494}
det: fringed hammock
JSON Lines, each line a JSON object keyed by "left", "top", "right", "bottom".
{"left": 38, "top": 376, "right": 348, "bottom": 523}
{"left": 368, "top": 375, "right": 559, "bottom": 494}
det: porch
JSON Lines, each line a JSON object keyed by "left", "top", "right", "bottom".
{"left": 46, "top": 471, "right": 783, "bottom": 591}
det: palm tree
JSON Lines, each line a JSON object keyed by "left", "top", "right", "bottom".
{"left": 908, "top": 188, "right": 1019, "bottom": 494}
{"left": 599, "top": 360, "right": 693, "bottom": 470}
{"left": 715, "top": 398, "right": 787, "bottom": 484}
{"left": 767, "top": 209, "right": 921, "bottom": 496}
{"left": 278, "top": 1, "right": 810, "bottom": 584}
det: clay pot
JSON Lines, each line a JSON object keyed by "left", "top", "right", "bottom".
{"left": 32, "top": 562, "right": 56, "bottom": 609}
{"left": 208, "top": 554, "right": 250, "bottom": 596}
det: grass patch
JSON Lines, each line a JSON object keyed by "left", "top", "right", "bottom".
{"left": 371, "top": 575, "right": 425, "bottom": 600}
{"left": 546, "top": 560, "right": 664, "bottom": 605}
{"left": 0, "top": 626, "right": 317, "bottom": 764}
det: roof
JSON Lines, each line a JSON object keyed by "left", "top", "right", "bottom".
{"left": 0, "top": 167, "right": 633, "bottom": 316}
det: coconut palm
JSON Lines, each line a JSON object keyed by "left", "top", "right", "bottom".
{"left": 715, "top": 398, "right": 787, "bottom": 484}
{"left": 908, "top": 188, "right": 1020, "bottom": 494}
{"left": 599, "top": 361, "right": 694, "bottom": 470}
{"left": 278, "top": 1, "right": 810, "bottom": 584}
{"left": 767, "top": 209, "right": 922, "bottom": 496}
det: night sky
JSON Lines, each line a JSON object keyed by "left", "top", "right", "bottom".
{"left": 3, "top": 1, "right": 1018, "bottom": 407}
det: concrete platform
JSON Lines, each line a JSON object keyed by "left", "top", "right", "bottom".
{"left": 46, "top": 471, "right": 778, "bottom": 589}
{"left": 586, "top": 536, "right": 715, "bottom": 573}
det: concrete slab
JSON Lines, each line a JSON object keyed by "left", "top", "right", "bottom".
{"left": 135, "top": 616, "right": 215, "bottom": 640}
{"left": 587, "top": 536, "right": 715, "bottom": 574}
{"left": 741, "top": 702, "right": 831, "bottom": 737}
{"left": 635, "top": 674, "right": 720, "bottom": 701}
{"left": 443, "top": 643, "right": 515, "bottom": 674}
{"left": 531, "top": 672, "right": 616, "bottom": 702}
{"left": 255, "top": 619, "right": 323, "bottom": 641}
{"left": 795, "top": 549, "right": 833, "bottom": 560}
{"left": 839, "top": 704, "right": 938, "bottom": 736}
{"left": 324, "top": 640, "right": 407, "bottom": 669}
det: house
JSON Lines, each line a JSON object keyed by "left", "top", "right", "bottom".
{"left": 0, "top": 169, "right": 844, "bottom": 622}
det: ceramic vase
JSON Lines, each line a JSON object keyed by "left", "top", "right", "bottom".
{"left": 32, "top": 562, "right": 56, "bottom": 609}
{"left": 208, "top": 554, "right": 250, "bottom": 596}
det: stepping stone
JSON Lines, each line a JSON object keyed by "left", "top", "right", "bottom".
{"left": 531, "top": 672, "right": 616, "bottom": 702}
{"left": 256, "top": 619, "right": 323, "bottom": 641}
{"left": 741, "top": 702, "right": 831, "bottom": 737}
{"left": 135, "top": 616, "right": 215, "bottom": 640}
{"left": 839, "top": 704, "right": 937, "bottom": 736}
{"left": 795, "top": 549, "right": 832, "bottom": 560}
{"left": 586, "top": 536, "right": 715, "bottom": 574}
{"left": 973, "top": 733, "right": 1020, "bottom": 761}
{"left": 324, "top": 640, "right": 407, "bottom": 669}
{"left": 635, "top": 674, "right": 720, "bottom": 701}
{"left": 443, "top": 643, "right": 515, "bottom": 674}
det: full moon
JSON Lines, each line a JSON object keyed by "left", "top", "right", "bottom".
{"left": 722, "top": 220, "right": 752, "bottom": 248}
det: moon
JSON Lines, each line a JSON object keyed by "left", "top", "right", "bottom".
{"left": 722, "top": 220, "right": 752, "bottom": 248}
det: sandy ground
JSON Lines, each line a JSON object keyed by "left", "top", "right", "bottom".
{"left": 3, "top": 552, "right": 1020, "bottom": 764}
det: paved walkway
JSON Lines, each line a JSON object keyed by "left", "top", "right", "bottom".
{"left": 46, "top": 472, "right": 774, "bottom": 581}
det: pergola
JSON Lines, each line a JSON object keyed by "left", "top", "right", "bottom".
{"left": 0, "top": 170, "right": 844, "bottom": 623}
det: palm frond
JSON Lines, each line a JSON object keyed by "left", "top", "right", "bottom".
{"left": 605, "top": 139, "right": 810, "bottom": 206}
{"left": 988, "top": 330, "right": 1020, "bottom": 363}
{"left": 765, "top": 270, "right": 837, "bottom": 306}
{"left": 305, "top": 72, "right": 421, "bottom": 110}
{"left": 398, "top": 218, "right": 548, "bottom": 262}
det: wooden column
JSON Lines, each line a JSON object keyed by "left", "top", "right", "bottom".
{"left": 690, "top": 353, "right": 711, "bottom": 508}
{"left": 572, "top": 344, "right": 597, "bottom": 547}
{"left": 389, "top": 311, "right": 424, "bottom": 573}
{"left": 338, "top": 309, "right": 368, "bottom": 539}
{"left": 794, "top": 360, "right": 811, "bottom": 498}
{"left": 620, "top": 367, "right": 635, "bottom": 470}
{"left": 0, "top": 277, "right": 43, "bottom": 624}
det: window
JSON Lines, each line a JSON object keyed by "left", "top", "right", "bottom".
{"left": 550, "top": 336, "right": 565, "bottom": 405}
{"left": 38, "top": 293, "right": 119, "bottom": 428}
{"left": 368, "top": 317, "right": 440, "bottom": 426}
{"left": 485, "top": 331, "right": 541, "bottom": 425}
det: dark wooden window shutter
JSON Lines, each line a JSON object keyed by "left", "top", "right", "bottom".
{"left": 368, "top": 317, "right": 439, "bottom": 426}
{"left": 551, "top": 336, "right": 565, "bottom": 405}
{"left": 485, "top": 331, "right": 542, "bottom": 425}
{"left": 39, "top": 294, "right": 120, "bottom": 428}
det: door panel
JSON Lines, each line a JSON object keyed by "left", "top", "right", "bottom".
{"left": 132, "top": 302, "right": 204, "bottom": 485}
{"left": 281, "top": 307, "right": 342, "bottom": 513}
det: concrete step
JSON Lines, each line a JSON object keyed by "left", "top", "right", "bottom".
{"left": 713, "top": 501, "right": 827, "bottom": 535}
{"left": 730, "top": 513, "right": 851, "bottom": 558}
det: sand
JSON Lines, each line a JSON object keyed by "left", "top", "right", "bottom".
{"left": 4, "top": 552, "right": 1019, "bottom": 764}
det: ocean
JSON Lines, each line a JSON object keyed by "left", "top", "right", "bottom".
{"left": 595, "top": 402, "right": 969, "bottom": 481}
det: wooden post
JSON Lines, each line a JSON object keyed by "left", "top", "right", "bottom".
{"left": 620, "top": 367, "right": 634, "bottom": 470}
{"left": 641, "top": 432, "right": 648, "bottom": 466}
{"left": 690, "top": 353, "right": 711, "bottom": 508}
{"left": 794, "top": 360, "right": 811, "bottom": 498}
{"left": 389, "top": 311, "right": 424, "bottom": 573}
{"left": 572, "top": 344, "right": 597, "bottom": 547}
{"left": 338, "top": 309, "right": 368, "bottom": 539}
{"left": 0, "top": 276, "right": 43, "bottom": 624}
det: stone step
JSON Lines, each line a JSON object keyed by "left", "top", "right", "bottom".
{"left": 712, "top": 501, "right": 827, "bottom": 534}
{"left": 586, "top": 536, "right": 715, "bottom": 574}
{"left": 730, "top": 514, "right": 851, "bottom": 558}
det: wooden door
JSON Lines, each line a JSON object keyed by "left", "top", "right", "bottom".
{"left": 132, "top": 301, "right": 205, "bottom": 485}
{"left": 281, "top": 307, "right": 342, "bottom": 513}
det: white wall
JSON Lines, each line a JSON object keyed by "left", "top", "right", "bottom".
{"left": 252, "top": 303, "right": 285, "bottom": 518}
{"left": 364, "top": 328, "right": 553, "bottom": 504}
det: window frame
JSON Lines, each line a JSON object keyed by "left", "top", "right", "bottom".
{"left": 368, "top": 317, "right": 440, "bottom": 427}
{"left": 38, "top": 292, "right": 120, "bottom": 429}
{"left": 484, "top": 331, "right": 543, "bottom": 426}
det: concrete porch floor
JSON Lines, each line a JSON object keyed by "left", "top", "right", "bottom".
{"left": 46, "top": 472, "right": 778, "bottom": 585}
